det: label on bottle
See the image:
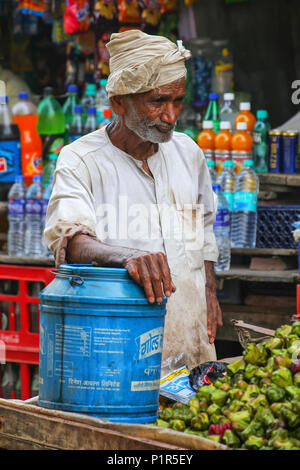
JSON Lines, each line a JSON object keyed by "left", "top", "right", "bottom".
{"left": 223, "top": 192, "right": 234, "bottom": 211}
{"left": 233, "top": 191, "right": 257, "bottom": 212}
{"left": 214, "top": 208, "right": 230, "bottom": 228}
{"left": 8, "top": 199, "right": 25, "bottom": 216}
{"left": 0, "top": 140, "right": 21, "bottom": 182}
{"left": 253, "top": 132, "right": 262, "bottom": 144}
{"left": 25, "top": 198, "right": 43, "bottom": 215}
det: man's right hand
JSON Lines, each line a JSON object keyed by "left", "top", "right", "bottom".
{"left": 123, "top": 251, "right": 176, "bottom": 304}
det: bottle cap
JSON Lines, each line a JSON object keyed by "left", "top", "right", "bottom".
{"left": 15, "top": 175, "right": 24, "bottom": 183}
{"left": 206, "top": 160, "right": 215, "bottom": 166}
{"left": 240, "top": 102, "right": 251, "bottom": 111}
{"left": 236, "top": 122, "right": 247, "bottom": 131}
{"left": 100, "top": 79, "right": 108, "bottom": 87}
{"left": 74, "top": 105, "right": 83, "bottom": 113}
{"left": 0, "top": 95, "right": 8, "bottom": 103}
{"left": 244, "top": 160, "right": 254, "bottom": 166}
{"left": 87, "top": 106, "right": 96, "bottom": 114}
{"left": 257, "top": 109, "right": 268, "bottom": 119}
{"left": 33, "top": 175, "right": 43, "bottom": 182}
{"left": 212, "top": 184, "right": 221, "bottom": 192}
{"left": 103, "top": 108, "right": 113, "bottom": 118}
{"left": 49, "top": 153, "right": 58, "bottom": 160}
{"left": 18, "top": 91, "right": 28, "bottom": 100}
{"left": 223, "top": 93, "right": 234, "bottom": 101}
{"left": 209, "top": 93, "right": 219, "bottom": 100}
{"left": 224, "top": 160, "right": 234, "bottom": 167}
{"left": 202, "top": 120, "right": 213, "bottom": 129}
{"left": 68, "top": 84, "right": 78, "bottom": 93}
{"left": 44, "top": 86, "right": 53, "bottom": 96}
{"left": 86, "top": 83, "right": 97, "bottom": 95}
{"left": 220, "top": 121, "right": 231, "bottom": 130}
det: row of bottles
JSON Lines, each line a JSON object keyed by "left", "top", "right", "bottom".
{"left": 212, "top": 159, "right": 259, "bottom": 272}
{"left": 8, "top": 174, "right": 53, "bottom": 258}
{"left": 1, "top": 363, "right": 39, "bottom": 399}
{"left": 197, "top": 107, "right": 270, "bottom": 174}
{"left": 0, "top": 79, "right": 113, "bottom": 188}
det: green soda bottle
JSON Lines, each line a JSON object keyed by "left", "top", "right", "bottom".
{"left": 37, "top": 87, "right": 65, "bottom": 165}
{"left": 253, "top": 110, "right": 271, "bottom": 173}
{"left": 204, "top": 93, "right": 220, "bottom": 133}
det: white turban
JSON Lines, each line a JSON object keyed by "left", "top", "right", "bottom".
{"left": 106, "top": 29, "right": 191, "bottom": 98}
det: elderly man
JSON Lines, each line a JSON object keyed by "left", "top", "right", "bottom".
{"left": 45, "top": 29, "right": 222, "bottom": 369}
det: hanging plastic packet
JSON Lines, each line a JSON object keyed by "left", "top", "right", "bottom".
{"left": 139, "top": 0, "right": 160, "bottom": 27}
{"left": 64, "top": 0, "right": 90, "bottom": 35}
{"left": 94, "top": 32, "right": 111, "bottom": 82}
{"left": 188, "top": 361, "right": 228, "bottom": 392}
{"left": 118, "top": 0, "right": 141, "bottom": 23}
{"left": 159, "top": 0, "right": 178, "bottom": 15}
{"left": 93, "top": 0, "right": 116, "bottom": 21}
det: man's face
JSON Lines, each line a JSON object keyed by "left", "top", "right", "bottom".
{"left": 122, "top": 78, "right": 186, "bottom": 143}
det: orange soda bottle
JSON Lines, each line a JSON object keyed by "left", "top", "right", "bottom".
{"left": 214, "top": 121, "right": 233, "bottom": 173}
{"left": 231, "top": 122, "right": 253, "bottom": 174}
{"left": 234, "top": 102, "right": 256, "bottom": 132}
{"left": 197, "top": 120, "right": 215, "bottom": 161}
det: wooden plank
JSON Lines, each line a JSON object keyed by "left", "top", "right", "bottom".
{"left": 231, "top": 248, "right": 298, "bottom": 256}
{"left": 216, "top": 308, "right": 292, "bottom": 342}
{"left": 0, "top": 399, "right": 228, "bottom": 451}
{"left": 0, "top": 253, "right": 54, "bottom": 266}
{"left": 258, "top": 173, "right": 300, "bottom": 187}
{"left": 244, "top": 295, "right": 296, "bottom": 310}
{"left": 215, "top": 267, "right": 300, "bottom": 283}
{"left": 249, "top": 256, "right": 297, "bottom": 271}
{"left": 0, "top": 401, "right": 183, "bottom": 451}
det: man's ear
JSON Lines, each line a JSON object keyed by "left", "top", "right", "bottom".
{"left": 109, "top": 95, "right": 128, "bottom": 116}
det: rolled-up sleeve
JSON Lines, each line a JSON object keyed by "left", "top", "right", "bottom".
{"left": 198, "top": 151, "right": 219, "bottom": 263}
{"left": 44, "top": 146, "right": 97, "bottom": 266}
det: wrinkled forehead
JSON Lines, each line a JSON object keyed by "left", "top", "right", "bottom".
{"left": 129, "top": 77, "right": 186, "bottom": 102}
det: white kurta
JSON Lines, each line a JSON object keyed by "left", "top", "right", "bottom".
{"left": 45, "top": 127, "right": 219, "bottom": 368}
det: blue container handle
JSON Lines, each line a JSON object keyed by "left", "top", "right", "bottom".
{"left": 51, "top": 269, "right": 84, "bottom": 286}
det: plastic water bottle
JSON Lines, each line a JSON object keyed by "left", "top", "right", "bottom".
{"left": 42, "top": 176, "right": 53, "bottom": 257}
{"left": 231, "top": 159, "right": 259, "bottom": 248}
{"left": 12, "top": 91, "right": 42, "bottom": 186}
{"left": 204, "top": 93, "right": 220, "bottom": 133}
{"left": 220, "top": 93, "right": 236, "bottom": 131}
{"left": 24, "top": 175, "right": 44, "bottom": 257}
{"left": 217, "top": 160, "right": 236, "bottom": 212}
{"left": 207, "top": 159, "right": 218, "bottom": 185}
{"left": 82, "top": 83, "right": 97, "bottom": 122}
{"left": 7, "top": 175, "right": 27, "bottom": 256}
{"left": 213, "top": 184, "right": 231, "bottom": 272}
{"left": 62, "top": 84, "right": 81, "bottom": 129}
{"left": 69, "top": 105, "right": 83, "bottom": 141}
{"left": 95, "top": 79, "right": 110, "bottom": 124}
{"left": 42, "top": 153, "right": 57, "bottom": 187}
{"left": 83, "top": 106, "right": 98, "bottom": 134}
{"left": 253, "top": 109, "right": 271, "bottom": 174}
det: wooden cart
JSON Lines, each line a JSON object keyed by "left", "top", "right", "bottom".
{"left": 0, "top": 397, "right": 228, "bottom": 450}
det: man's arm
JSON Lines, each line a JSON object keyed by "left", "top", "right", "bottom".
{"left": 204, "top": 260, "right": 223, "bottom": 344}
{"left": 68, "top": 234, "right": 176, "bottom": 304}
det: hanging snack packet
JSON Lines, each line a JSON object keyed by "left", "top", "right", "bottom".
{"left": 118, "top": 0, "right": 141, "bottom": 23}
{"left": 139, "top": 0, "right": 160, "bottom": 26}
{"left": 93, "top": 0, "right": 116, "bottom": 21}
{"left": 159, "top": 0, "right": 178, "bottom": 15}
{"left": 64, "top": 0, "right": 90, "bottom": 34}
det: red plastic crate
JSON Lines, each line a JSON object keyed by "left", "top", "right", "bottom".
{"left": 0, "top": 265, "right": 55, "bottom": 400}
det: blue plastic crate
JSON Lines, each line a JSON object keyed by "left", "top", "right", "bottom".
{"left": 256, "top": 205, "right": 300, "bottom": 249}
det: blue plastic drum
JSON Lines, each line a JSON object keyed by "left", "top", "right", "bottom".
{"left": 38, "top": 265, "right": 167, "bottom": 423}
